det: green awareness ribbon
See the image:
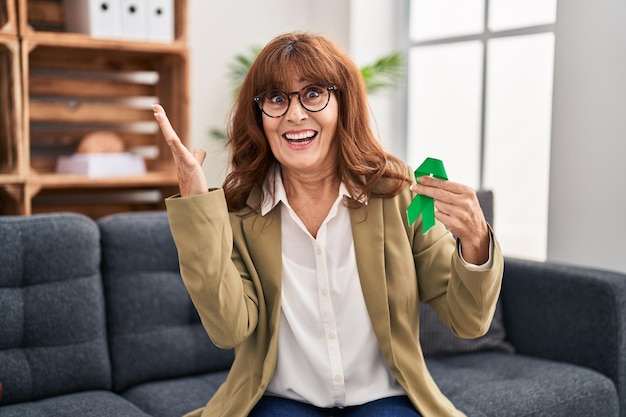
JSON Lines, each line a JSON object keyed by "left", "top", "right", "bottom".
{"left": 406, "top": 157, "right": 448, "bottom": 234}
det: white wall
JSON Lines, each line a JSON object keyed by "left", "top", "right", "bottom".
{"left": 547, "top": 0, "right": 626, "bottom": 273}
{"left": 187, "top": 0, "right": 350, "bottom": 185}
{"left": 348, "top": 0, "right": 405, "bottom": 157}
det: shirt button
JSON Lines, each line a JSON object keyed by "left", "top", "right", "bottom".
{"left": 334, "top": 375, "right": 342, "bottom": 382}
{"left": 321, "top": 288, "right": 329, "bottom": 296}
{"left": 328, "top": 332, "right": 336, "bottom": 339}
{"left": 316, "top": 246, "right": 322, "bottom": 255}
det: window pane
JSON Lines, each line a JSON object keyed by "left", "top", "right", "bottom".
{"left": 489, "top": 0, "right": 557, "bottom": 31}
{"left": 483, "top": 33, "right": 555, "bottom": 260}
{"left": 410, "top": 0, "right": 484, "bottom": 41}
{"left": 406, "top": 41, "right": 483, "bottom": 188}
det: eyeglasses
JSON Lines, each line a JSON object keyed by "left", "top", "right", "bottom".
{"left": 253, "top": 84, "right": 337, "bottom": 118}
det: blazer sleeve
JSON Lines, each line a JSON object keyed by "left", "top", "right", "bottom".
{"left": 165, "top": 190, "right": 259, "bottom": 349}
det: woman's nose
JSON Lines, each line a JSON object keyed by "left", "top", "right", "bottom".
{"left": 285, "top": 96, "right": 308, "bottom": 122}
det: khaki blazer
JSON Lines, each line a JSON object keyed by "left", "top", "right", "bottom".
{"left": 165, "top": 182, "right": 503, "bottom": 417}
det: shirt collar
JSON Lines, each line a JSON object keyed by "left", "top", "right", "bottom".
{"left": 260, "top": 165, "right": 355, "bottom": 216}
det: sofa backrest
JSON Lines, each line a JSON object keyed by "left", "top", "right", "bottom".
{"left": 0, "top": 213, "right": 111, "bottom": 405}
{"left": 98, "top": 211, "right": 234, "bottom": 392}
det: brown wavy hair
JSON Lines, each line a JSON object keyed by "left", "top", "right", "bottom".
{"left": 223, "top": 31, "right": 410, "bottom": 212}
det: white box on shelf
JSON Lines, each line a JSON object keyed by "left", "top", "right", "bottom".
{"left": 63, "top": 0, "right": 122, "bottom": 39}
{"left": 120, "top": 0, "right": 147, "bottom": 41}
{"left": 147, "top": 0, "right": 174, "bottom": 42}
{"left": 56, "top": 153, "right": 146, "bottom": 177}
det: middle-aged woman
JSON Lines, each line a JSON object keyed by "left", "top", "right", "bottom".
{"left": 153, "top": 31, "right": 503, "bottom": 417}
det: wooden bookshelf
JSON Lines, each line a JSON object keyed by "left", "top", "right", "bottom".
{"left": 0, "top": 0, "right": 189, "bottom": 217}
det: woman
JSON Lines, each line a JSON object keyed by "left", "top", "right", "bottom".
{"left": 153, "top": 31, "right": 503, "bottom": 417}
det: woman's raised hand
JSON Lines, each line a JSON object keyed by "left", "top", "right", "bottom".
{"left": 153, "top": 104, "right": 208, "bottom": 197}
{"left": 411, "top": 176, "right": 490, "bottom": 265}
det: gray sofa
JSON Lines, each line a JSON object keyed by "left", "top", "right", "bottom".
{"left": 0, "top": 210, "right": 624, "bottom": 417}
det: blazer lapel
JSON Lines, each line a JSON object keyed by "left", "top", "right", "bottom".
{"left": 242, "top": 188, "right": 282, "bottom": 320}
{"left": 350, "top": 198, "right": 393, "bottom": 356}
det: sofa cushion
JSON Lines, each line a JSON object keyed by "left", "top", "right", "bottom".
{"left": 98, "top": 212, "right": 234, "bottom": 393}
{"left": 0, "top": 213, "right": 111, "bottom": 405}
{"left": 420, "top": 301, "right": 513, "bottom": 357}
{"left": 427, "top": 351, "right": 619, "bottom": 417}
{"left": 0, "top": 391, "right": 151, "bottom": 417}
{"left": 420, "top": 189, "right": 514, "bottom": 357}
{"left": 122, "top": 371, "right": 229, "bottom": 417}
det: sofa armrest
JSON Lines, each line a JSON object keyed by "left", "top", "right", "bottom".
{"left": 502, "top": 257, "right": 626, "bottom": 412}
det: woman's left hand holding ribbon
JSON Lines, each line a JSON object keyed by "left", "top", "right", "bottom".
{"left": 411, "top": 176, "right": 490, "bottom": 265}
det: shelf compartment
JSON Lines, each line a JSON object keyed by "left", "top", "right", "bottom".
{"left": 0, "top": 0, "right": 17, "bottom": 34}
{"left": 25, "top": 171, "right": 180, "bottom": 218}
{"left": 30, "top": 186, "right": 179, "bottom": 218}
{"left": 22, "top": 38, "right": 189, "bottom": 180}
{"left": 18, "top": 0, "right": 187, "bottom": 41}
{"left": 0, "top": 36, "right": 23, "bottom": 177}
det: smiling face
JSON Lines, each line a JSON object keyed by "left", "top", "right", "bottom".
{"left": 261, "top": 78, "right": 339, "bottom": 178}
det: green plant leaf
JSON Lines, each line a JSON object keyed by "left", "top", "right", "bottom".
{"left": 359, "top": 51, "right": 404, "bottom": 94}
{"left": 228, "top": 45, "right": 262, "bottom": 98}
{"left": 208, "top": 127, "right": 228, "bottom": 141}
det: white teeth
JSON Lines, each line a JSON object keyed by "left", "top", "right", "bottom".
{"left": 285, "top": 131, "right": 315, "bottom": 140}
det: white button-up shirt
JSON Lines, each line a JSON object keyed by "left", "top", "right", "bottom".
{"left": 262, "top": 168, "right": 405, "bottom": 408}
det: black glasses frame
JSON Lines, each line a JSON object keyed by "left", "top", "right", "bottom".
{"left": 253, "top": 84, "right": 337, "bottom": 118}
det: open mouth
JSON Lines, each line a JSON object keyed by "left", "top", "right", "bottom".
{"left": 283, "top": 131, "right": 318, "bottom": 147}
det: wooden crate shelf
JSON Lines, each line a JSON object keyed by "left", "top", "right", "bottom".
{"left": 1, "top": 0, "right": 189, "bottom": 217}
